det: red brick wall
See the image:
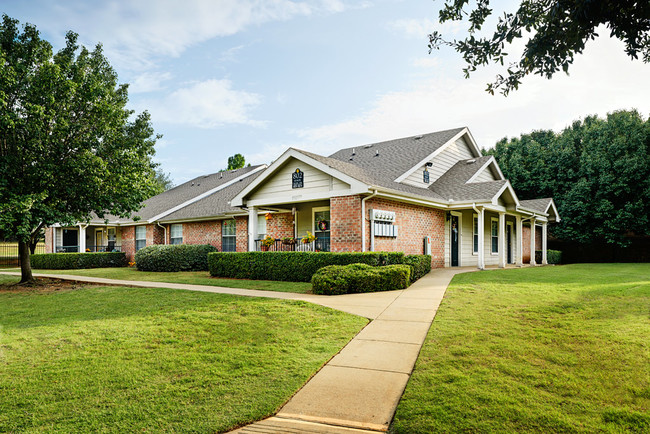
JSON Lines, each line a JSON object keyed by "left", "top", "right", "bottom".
{"left": 266, "top": 212, "right": 294, "bottom": 239}
{"left": 122, "top": 226, "right": 135, "bottom": 261}
{"left": 522, "top": 224, "right": 542, "bottom": 263}
{"left": 45, "top": 227, "right": 54, "bottom": 253}
{"left": 235, "top": 216, "right": 248, "bottom": 252}
{"left": 179, "top": 221, "right": 222, "bottom": 249}
{"left": 330, "top": 195, "right": 363, "bottom": 252}
{"left": 365, "top": 197, "right": 445, "bottom": 268}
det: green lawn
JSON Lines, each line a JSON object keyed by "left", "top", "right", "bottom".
{"left": 0, "top": 275, "right": 367, "bottom": 432}
{"left": 17, "top": 267, "right": 312, "bottom": 293}
{"left": 392, "top": 264, "right": 650, "bottom": 433}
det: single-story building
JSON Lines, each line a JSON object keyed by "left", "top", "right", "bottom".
{"left": 45, "top": 127, "right": 560, "bottom": 269}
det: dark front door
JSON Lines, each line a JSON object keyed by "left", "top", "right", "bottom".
{"left": 506, "top": 224, "right": 513, "bottom": 264}
{"left": 451, "top": 215, "right": 459, "bottom": 267}
{"left": 62, "top": 229, "right": 78, "bottom": 252}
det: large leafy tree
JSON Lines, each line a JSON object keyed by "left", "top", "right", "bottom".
{"left": 227, "top": 153, "right": 246, "bottom": 170}
{"left": 485, "top": 110, "right": 650, "bottom": 246}
{"left": 430, "top": 0, "right": 650, "bottom": 94}
{"left": 0, "top": 15, "right": 160, "bottom": 283}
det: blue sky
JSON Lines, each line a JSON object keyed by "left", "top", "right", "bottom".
{"left": 4, "top": 0, "right": 650, "bottom": 184}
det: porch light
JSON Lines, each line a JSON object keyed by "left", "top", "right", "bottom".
{"left": 265, "top": 212, "right": 272, "bottom": 220}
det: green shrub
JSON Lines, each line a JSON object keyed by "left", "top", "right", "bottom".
{"left": 402, "top": 254, "right": 431, "bottom": 283}
{"left": 30, "top": 252, "right": 127, "bottom": 269}
{"left": 136, "top": 244, "right": 217, "bottom": 272}
{"left": 547, "top": 249, "right": 562, "bottom": 264}
{"left": 207, "top": 251, "right": 405, "bottom": 282}
{"left": 311, "top": 263, "right": 411, "bottom": 295}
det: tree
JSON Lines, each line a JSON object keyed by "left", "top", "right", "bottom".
{"left": 430, "top": 0, "right": 650, "bottom": 94}
{"left": 152, "top": 168, "right": 175, "bottom": 195}
{"left": 227, "top": 153, "right": 246, "bottom": 170}
{"left": 0, "top": 15, "right": 160, "bottom": 283}
{"left": 485, "top": 110, "right": 650, "bottom": 246}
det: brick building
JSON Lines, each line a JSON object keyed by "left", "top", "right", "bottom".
{"left": 45, "top": 127, "right": 559, "bottom": 268}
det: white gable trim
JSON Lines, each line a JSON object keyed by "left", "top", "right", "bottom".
{"left": 492, "top": 181, "right": 521, "bottom": 207}
{"left": 466, "top": 156, "right": 505, "bottom": 183}
{"left": 231, "top": 148, "right": 369, "bottom": 207}
{"left": 545, "top": 199, "right": 561, "bottom": 222}
{"left": 147, "top": 165, "right": 267, "bottom": 223}
{"left": 394, "top": 128, "right": 482, "bottom": 183}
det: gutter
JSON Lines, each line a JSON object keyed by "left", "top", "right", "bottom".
{"left": 361, "top": 189, "right": 378, "bottom": 252}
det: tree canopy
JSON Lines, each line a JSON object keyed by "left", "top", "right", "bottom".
{"left": 430, "top": 0, "right": 650, "bottom": 94}
{"left": 227, "top": 153, "right": 246, "bottom": 170}
{"left": 0, "top": 15, "right": 160, "bottom": 282}
{"left": 485, "top": 109, "right": 650, "bottom": 246}
{"left": 152, "top": 168, "right": 175, "bottom": 194}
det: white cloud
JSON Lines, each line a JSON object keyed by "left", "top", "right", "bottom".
{"left": 287, "top": 34, "right": 650, "bottom": 155}
{"left": 143, "top": 79, "right": 266, "bottom": 128}
{"left": 390, "top": 18, "right": 463, "bottom": 40}
{"left": 128, "top": 72, "right": 173, "bottom": 94}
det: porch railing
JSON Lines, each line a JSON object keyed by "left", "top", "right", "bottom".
{"left": 55, "top": 245, "right": 122, "bottom": 253}
{"left": 254, "top": 238, "right": 330, "bottom": 252}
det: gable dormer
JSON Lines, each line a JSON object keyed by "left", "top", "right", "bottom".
{"left": 466, "top": 157, "right": 504, "bottom": 183}
{"left": 399, "top": 131, "right": 481, "bottom": 188}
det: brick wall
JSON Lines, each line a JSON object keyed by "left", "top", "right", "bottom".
{"left": 122, "top": 226, "right": 135, "bottom": 261}
{"left": 266, "top": 212, "right": 294, "bottom": 239}
{"left": 45, "top": 227, "right": 54, "bottom": 253}
{"left": 522, "top": 224, "right": 542, "bottom": 263}
{"left": 178, "top": 221, "right": 222, "bottom": 249}
{"left": 365, "top": 197, "right": 445, "bottom": 268}
{"left": 235, "top": 216, "right": 248, "bottom": 252}
{"left": 330, "top": 195, "right": 363, "bottom": 252}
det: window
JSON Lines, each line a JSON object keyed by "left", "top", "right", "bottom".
{"left": 473, "top": 215, "right": 478, "bottom": 254}
{"left": 135, "top": 226, "right": 146, "bottom": 251}
{"left": 170, "top": 224, "right": 183, "bottom": 245}
{"left": 222, "top": 220, "right": 236, "bottom": 252}
{"left": 491, "top": 218, "right": 498, "bottom": 254}
{"left": 257, "top": 215, "right": 267, "bottom": 239}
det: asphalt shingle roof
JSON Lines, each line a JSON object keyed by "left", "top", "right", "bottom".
{"left": 427, "top": 156, "right": 507, "bottom": 201}
{"left": 519, "top": 198, "right": 553, "bottom": 213}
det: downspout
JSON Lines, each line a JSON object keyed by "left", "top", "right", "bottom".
{"left": 157, "top": 221, "right": 167, "bottom": 245}
{"left": 361, "top": 189, "right": 378, "bottom": 252}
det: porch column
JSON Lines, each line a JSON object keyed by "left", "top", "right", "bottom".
{"left": 529, "top": 218, "right": 536, "bottom": 266}
{"left": 477, "top": 207, "right": 485, "bottom": 270}
{"left": 79, "top": 224, "right": 86, "bottom": 253}
{"left": 515, "top": 216, "right": 523, "bottom": 266}
{"left": 542, "top": 222, "right": 548, "bottom": 265}
{"left": 498, "top": 212, "right": 506, "bottom": 268}
{"left": 248, "top": 206, "right": 258, "bottom": 252}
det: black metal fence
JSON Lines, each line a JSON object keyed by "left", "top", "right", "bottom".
{"left": 254, "top": 238, "right": 331, "bottom": 252}
{"left": 0, "top": 242, "right": 46, "bottom": 267}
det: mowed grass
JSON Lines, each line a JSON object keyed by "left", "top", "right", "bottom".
{"left": 392, "top": 264, "right": 650, "bottom": 433}
{"left": 19, "top": 267, "right": 312, "bottom": 293}
{"left": 0, "top": 275, "right": 367, "bottom": 432}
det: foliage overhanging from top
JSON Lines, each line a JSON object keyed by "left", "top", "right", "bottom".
{"left": 485, "top": 109, "right": 650, "bottom": 246}
{"left": 429, "top": 0, "right": 650, "bottom": 94}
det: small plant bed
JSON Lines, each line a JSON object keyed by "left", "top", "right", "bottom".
{"left": 18, "top": 267, "right": 312, "bottom": 294}
{"left": 391, "top": 264, "right": 650, "bottom": 433}
{"left": 0, "top": 275, "right": 367, "bottom": 432}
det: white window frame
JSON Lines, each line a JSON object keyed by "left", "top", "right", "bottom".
{"left": 135, "top": 226, "right": 146, "bottom": 251}
{"left": 170, "top": 224, "right": 183, "bottom": 245}
{"left": 222, "top": 219, "right": 237, "bottom": 252}
{"left": 472, "top": 214, "right": 478, "bottom": 255}
{"left": 312, "top": 206, "right": 330, "bottom": 234}
{"left": 490, "top": 217, "right": 499, "bottom": 255}
{"left": 257, "top": 215, "right": 267, "bottom": 239}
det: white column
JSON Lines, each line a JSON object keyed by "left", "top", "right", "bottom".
{"left": 498, "top": 212, "right": 506, "bottom": 268}
{"left": 79, "top": 224, "right": 86, "bottom": 253}
{"left": 542, "top": 222, "right": 548, "bottom": 265}
{"left": 248, "top": 206, "right": 258, "bottom": 252}
{"left": 516, "top": 216, "right": 523, "bottom": 266}
{"left": 529, "top": 218, "right": 536, "bottom": 266}
{"left": 477, "top": 207, "right": 485, "bottom": 269}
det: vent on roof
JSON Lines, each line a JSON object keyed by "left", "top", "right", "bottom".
{"left": 219, "top": 173, "right": 223, "bottom": 179}
{"left": 414, "top": 135, "right": 423, "bottom": 140}
{"left": 349, "top": 157, "right": 354, "bottom": 161}
{"left": 466, "top": 159, "right": 476, "bottom": 164}
{"left": 351, "top": 148, "right": 356, "bottom": 156}
{"left": 364, "top": 144, "right": 373, "bottom": 148}
{"left": 375, "top": 150, "right": 379, "bottom": 157}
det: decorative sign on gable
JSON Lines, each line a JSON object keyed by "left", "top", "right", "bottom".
{"left": 423, "top": 168, "right": 430, "bottom": 184}
{"left": 292, "top": 168, "right": 304, "bottom": 188}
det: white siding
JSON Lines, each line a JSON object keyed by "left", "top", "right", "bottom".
{"left": 249, "top": 158, "right": 349, "bottom": 202}
{"left": 470, "top": 166, "right": 497, "bottom": 183}
{"left": 402, "top": 137, "right": 476, "bottom": 188}
{"left": 295, "top": 200, "right": 329, "bottom": 238}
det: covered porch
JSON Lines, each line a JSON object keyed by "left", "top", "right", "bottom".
{"left": 52, "top": 224, "right": 122, "bottom": 253}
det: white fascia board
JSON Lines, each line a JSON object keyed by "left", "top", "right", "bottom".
{"left": 491, "top": 181, "right": 521, "bottom": 207}
{"left": 231, "top": 148, "right": 368, "bottom": 207}
{"left": 148, "top": 165, "right": 267, "bottom": 223}
{"left": 466, "top": 156, "right": 505, "bottom": 182}
{"left": 394, "top": 128, "right": 472, "bottom": 183}
{"left": 545, "top": 199, "right": 561, "bottom": 222}
{"left": 245, "top": 187, "right": 366, "bottom": 207}
{"left": 372, "top": 190, "right": 450, "bottom": 209}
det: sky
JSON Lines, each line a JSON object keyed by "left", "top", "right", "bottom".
{"left": 4, "top": 0, "right": 650, "bottom": 184}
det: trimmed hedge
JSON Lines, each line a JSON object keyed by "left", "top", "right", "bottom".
{"left": 311, "top": 263, "right": 411, "bottom": 295}
{"left": 30, "top": 252, "right": 127, "bottom": 269}
{"left": 402, "top": 254, "right": 432, "bottom": 283}
{"left": 207, "top": 251, "right": 406, "bottom": 282}
{"left": 136, "top": 244, "right": 217, "bottom": 272}
{"left": 535, "top": 250, "right": 562, "bottom": 265}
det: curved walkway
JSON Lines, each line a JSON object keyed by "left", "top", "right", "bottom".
{"left": 1, "top": 268, "right": 474, "bottom": 432}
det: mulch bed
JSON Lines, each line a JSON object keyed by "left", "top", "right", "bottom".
{"left": 0, "top": 277, "right": 99, "bottom": 293}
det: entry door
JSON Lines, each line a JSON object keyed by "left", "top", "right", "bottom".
{"left": 313, "top": 208, "right": 330, "bottom": 252}
{"left": 506, "top": 224, "right": 513, "bottom": 264}
{"left": 62, "top": 229, "right": 78, "bottom": 252}
{"left": 450, "top": 215, "right": 459, "bottom": 267}
{"left": 95, "top": 230, "right": 103, "bottom": 252}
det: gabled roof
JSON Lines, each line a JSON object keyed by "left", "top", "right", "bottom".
{"left": 519, "top": 198, "right": 561, "bottom": 221}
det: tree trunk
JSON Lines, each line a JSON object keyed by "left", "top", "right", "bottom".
{"left": 19, "top": 240, "right": 35, "bottom": 284}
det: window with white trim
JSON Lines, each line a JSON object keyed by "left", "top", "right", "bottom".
{"left": 222, "top": 220, "right": 236, "bottom": 252}
{"left": 473, "top": 214, "right": 478, "bottom": 254}
{"left": 170, "top": 224, "right": 183, "bottom": 245}
{"left": 257, "top": 215, "right": 267, "bottom": 239}
{"left": 135, "top": 226, "right": 146, "bottom": 251}
{"left": 491, "top": 218, "right": 498, "bottom": 254}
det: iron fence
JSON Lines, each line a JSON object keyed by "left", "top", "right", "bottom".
{"left": 0, "top": 242, "right": 46, "bottom": 267}
{"left": 254, "top": 238, "right": 330, "bottom": 252}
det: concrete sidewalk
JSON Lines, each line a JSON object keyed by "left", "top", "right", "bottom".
{"left": 1, "top": 267, "right": 474, "bottom": 432}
